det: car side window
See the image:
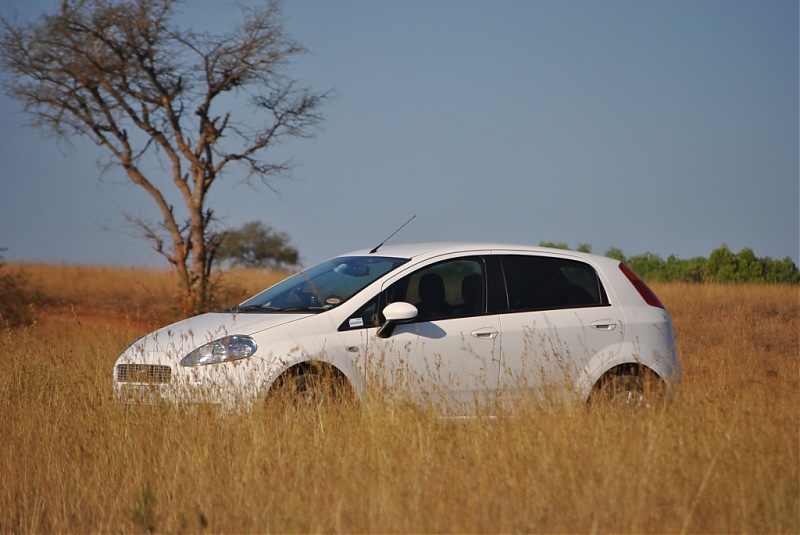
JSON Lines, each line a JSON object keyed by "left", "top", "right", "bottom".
{"left": 388, "top": 257, "right": 486, "bottom": 322}
{"left": 341, "top": 295, "right": 380, "bottom": 331}
{"left": 501, "top": 255, "right": 607, "bottom": 312}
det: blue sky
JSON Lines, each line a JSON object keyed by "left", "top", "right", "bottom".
{"left": 1, "top": 0, "right": 797, "bottom": 268}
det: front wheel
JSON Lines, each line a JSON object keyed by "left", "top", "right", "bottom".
{"left": 269, "top": 364, "right": 354, "bottom": 407}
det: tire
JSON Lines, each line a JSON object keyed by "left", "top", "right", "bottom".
{"left": 269, "top": 364, "right": 353, "bottom": 407}
{"left": 591, "top": 371, "right": 664, "bottom": 408}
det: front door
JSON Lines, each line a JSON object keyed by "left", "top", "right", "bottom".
{"left": 368, "top": 256, "right": 502, "bottom": 413}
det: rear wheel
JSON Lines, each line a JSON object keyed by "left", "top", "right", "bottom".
{"left": 591, "top": 369, "right": 664, "bottom": 408}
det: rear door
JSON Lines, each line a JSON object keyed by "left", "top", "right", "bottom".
{"left": 495, "top": 254, "right": 624, "bottom": 397}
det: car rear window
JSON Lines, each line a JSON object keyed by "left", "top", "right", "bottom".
{"left": 501, "top": 255, "right": 608, "bottom": 311}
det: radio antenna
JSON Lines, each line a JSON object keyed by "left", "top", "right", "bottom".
{"left": 370, "top": 215, "right": 416, "bottom": 254}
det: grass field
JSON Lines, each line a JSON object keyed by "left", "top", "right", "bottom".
{"left": 1, "top": 264, "right": 798, "bottom": 533}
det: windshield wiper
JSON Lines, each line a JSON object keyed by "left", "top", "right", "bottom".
{"left": 277, "top": 305, "right": 329, "bottom": 312}
{"left": 226, "top": 304, "right": 328, "bottom": 313}
{"left": 226, "top": 305, "right": 284, "bottom": 313}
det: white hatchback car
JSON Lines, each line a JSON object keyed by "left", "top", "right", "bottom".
{"left": 114, "top": 242, "right": 681, "bottom": 410}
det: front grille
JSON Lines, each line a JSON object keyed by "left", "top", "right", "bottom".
{"left": 116, "top": 364, "right": 172, "bottom": 384}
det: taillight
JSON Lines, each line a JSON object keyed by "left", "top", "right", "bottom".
{"left": 618, "top": 263, "right": 665, "bottom": 309}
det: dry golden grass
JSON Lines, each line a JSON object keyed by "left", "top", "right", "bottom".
{"left": 4, "top": 262, "right": 289, "bottom": 332}
{"left": 0, "top": 266, "right": 797, "bottom": 533}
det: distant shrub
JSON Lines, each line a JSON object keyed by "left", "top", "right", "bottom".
{"left": 539, "top": 242, "right": 799, "bottom": 284}
{"left": 217, "top": 221, "right": 300, "bottom": 270}
{"left": 0, "top": 250, "right": 39, "bottom": 327}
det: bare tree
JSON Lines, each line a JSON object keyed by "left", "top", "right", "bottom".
{"left": 0, "top": 0, "right": 324, "bottom": 314}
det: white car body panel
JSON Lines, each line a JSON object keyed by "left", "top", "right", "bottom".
{"left": 368, "top": 314, "right": 503, "bottom": 410}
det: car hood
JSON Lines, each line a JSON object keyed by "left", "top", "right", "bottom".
{"left": 118, "top": 311, "right": 313, "bottom": 365}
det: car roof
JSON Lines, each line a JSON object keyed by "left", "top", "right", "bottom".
{"left": 340, "top": 241, "right": 612, "bottom": 263}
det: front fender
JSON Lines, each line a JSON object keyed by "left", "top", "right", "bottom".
{"left": 256, "top": 347, "right": 366, "bottom": 399}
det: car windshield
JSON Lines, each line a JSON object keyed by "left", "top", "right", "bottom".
{"left": 233, "top": 255, "right": 408, "bottom": 312}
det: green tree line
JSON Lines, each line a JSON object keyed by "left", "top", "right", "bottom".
{"left": 539, "top": 242, "right": 799, "bottom": 284}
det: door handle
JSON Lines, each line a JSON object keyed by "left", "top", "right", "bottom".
{"left": 591, "top": 320, "right": 617, "bottom": 331}
{"left": 471, "top": 327, "right": 499, "bottom": 339}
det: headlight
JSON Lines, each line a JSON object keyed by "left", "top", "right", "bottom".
{"left": 180, "top": 335, "right": 257, "bottom": 367}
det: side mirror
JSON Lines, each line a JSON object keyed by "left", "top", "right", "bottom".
{"left": 376, "top": 302, "right": 418, "bottom": 338}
